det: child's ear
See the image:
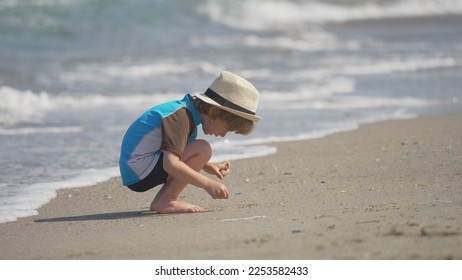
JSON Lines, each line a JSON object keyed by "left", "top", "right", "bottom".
{"left": 208, "top": 106, "right": 221, "bottom": 118}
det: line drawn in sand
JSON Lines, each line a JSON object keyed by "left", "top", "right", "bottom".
{"left": 220, "top": 215, "right": 267, "bottom": 222}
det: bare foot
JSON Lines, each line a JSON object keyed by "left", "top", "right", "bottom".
{"left": 151, "top": 200, "right": 204, "bottom": 214}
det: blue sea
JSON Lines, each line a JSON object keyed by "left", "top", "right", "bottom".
{"left": 1, "top": 0, "right": 462, "bottom": 223}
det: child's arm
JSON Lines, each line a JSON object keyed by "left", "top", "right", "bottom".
{"left": 162, "top": 151, "right": 229, "bottom": 199}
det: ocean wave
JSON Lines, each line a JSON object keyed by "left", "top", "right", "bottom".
{"left": 0, "top": 86, "right": 177, "bottom": 126}
{"left": 0, "top": 87, "right": 53, "bottom": 126}
{"left": 201, "top": 0, "right": 462, "bottom": 31}
{"left": 2, "top": 55, "right": 455, "bottom": 126}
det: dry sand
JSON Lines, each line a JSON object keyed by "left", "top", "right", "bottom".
{"left": 1, "top": 113, "right": 461, "bottom": 259}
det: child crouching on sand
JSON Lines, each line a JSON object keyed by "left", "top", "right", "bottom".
{"left": 119, "top": 71, "right": 261, "bottom": 213}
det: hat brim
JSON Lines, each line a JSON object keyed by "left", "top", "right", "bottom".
{"left": 195, "top": 93, "right": 261, "bottom": 122}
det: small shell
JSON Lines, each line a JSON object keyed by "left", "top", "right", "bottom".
{"left": 220, "top": 169, "right": 229, "bottom": 177}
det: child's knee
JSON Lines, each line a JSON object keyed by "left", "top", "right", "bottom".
{"left": 195, "top": 139, "right": 212, "bottom": 158}
{"left": 185, "top": 139, "right": 212, "bottom": 162}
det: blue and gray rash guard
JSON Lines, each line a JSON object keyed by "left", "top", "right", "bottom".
{"left": 119, "top": 94, "right": 202, "bottom": 186}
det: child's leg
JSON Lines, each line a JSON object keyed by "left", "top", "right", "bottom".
{"left": 151, "top": 140, "right": 211, "bottom": 213}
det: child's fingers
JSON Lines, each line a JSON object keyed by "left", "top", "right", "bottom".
{"left": 219, "top": 161, "right": 230, "bottom": 170}
{"left": 220, "top": 187, "right": 229, "bottom": 199}
{"left": 215, "top": 185, "right": 229, "bottom": 199}
{"left": 206, "top": 183, "right": 229, "bottom": 199}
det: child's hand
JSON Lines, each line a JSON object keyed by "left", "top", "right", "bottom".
{"left": 204, "top": 181, "right": 229, "bottom": 199}
{"left": 204, "top": 161, "right": 231, "bottom": 180}
{"left": 218, "top": 161, "right": 231, "bottom": 179}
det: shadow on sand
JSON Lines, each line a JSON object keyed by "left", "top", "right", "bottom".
{"left": 34, "top": 210, "right": 212, "bottom": 223}
{"left": 34, "top": 210, "right": 158, "bottom": 223}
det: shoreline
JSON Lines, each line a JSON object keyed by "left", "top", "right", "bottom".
{"left": 1, "top": 113, "right": 461, "bottom": 259}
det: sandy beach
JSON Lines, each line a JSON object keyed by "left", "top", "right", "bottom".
{"left": 1, "top": 113, "right": 461, "bottom": 260}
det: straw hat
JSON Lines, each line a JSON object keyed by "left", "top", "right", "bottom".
{"left": 195, "top": 71, "right": 261, "bottom": 122}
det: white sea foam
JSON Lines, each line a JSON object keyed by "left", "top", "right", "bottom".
{"left": 259, "top": 74, "right": 434, "bottom": 109}
{"left": 0, "top": 167, "right": 119, "bottom": 224}
{"left": 262, "top": 78, "right": 357, "bottom": 101}
{"left": 201, "top": 0, "right": 462, "bottom": 31}
{"left": 0, "top": 86, "right": 177, "bottom": 126}
{"left": 191, "top": 31, "right": 361, "bottom": 52}
{"left": 241, "top": 57, "right": 458, "bottom": 82}
{"left": 57, "top": 61, "right": 224, "bottom": 86}
{"left": 0, "top": 87, "right": 53, "bottom": 125}
{"left": 210, "top": 144, "right": 278, "bottom": 163}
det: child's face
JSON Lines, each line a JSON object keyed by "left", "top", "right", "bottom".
{"left": 201, "top": 115, "right": 231, "bottom": 137}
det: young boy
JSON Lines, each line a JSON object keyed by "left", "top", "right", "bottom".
{"left": 119, "top": 71, "right": 261, "bottom": 213}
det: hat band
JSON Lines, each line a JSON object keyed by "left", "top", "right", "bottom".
{"left": 204, "top": 88, "right": 256, "bottom": 115}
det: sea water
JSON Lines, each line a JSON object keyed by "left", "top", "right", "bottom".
{"left": 1, "top": 0, "right": 462, "bottom": 223}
